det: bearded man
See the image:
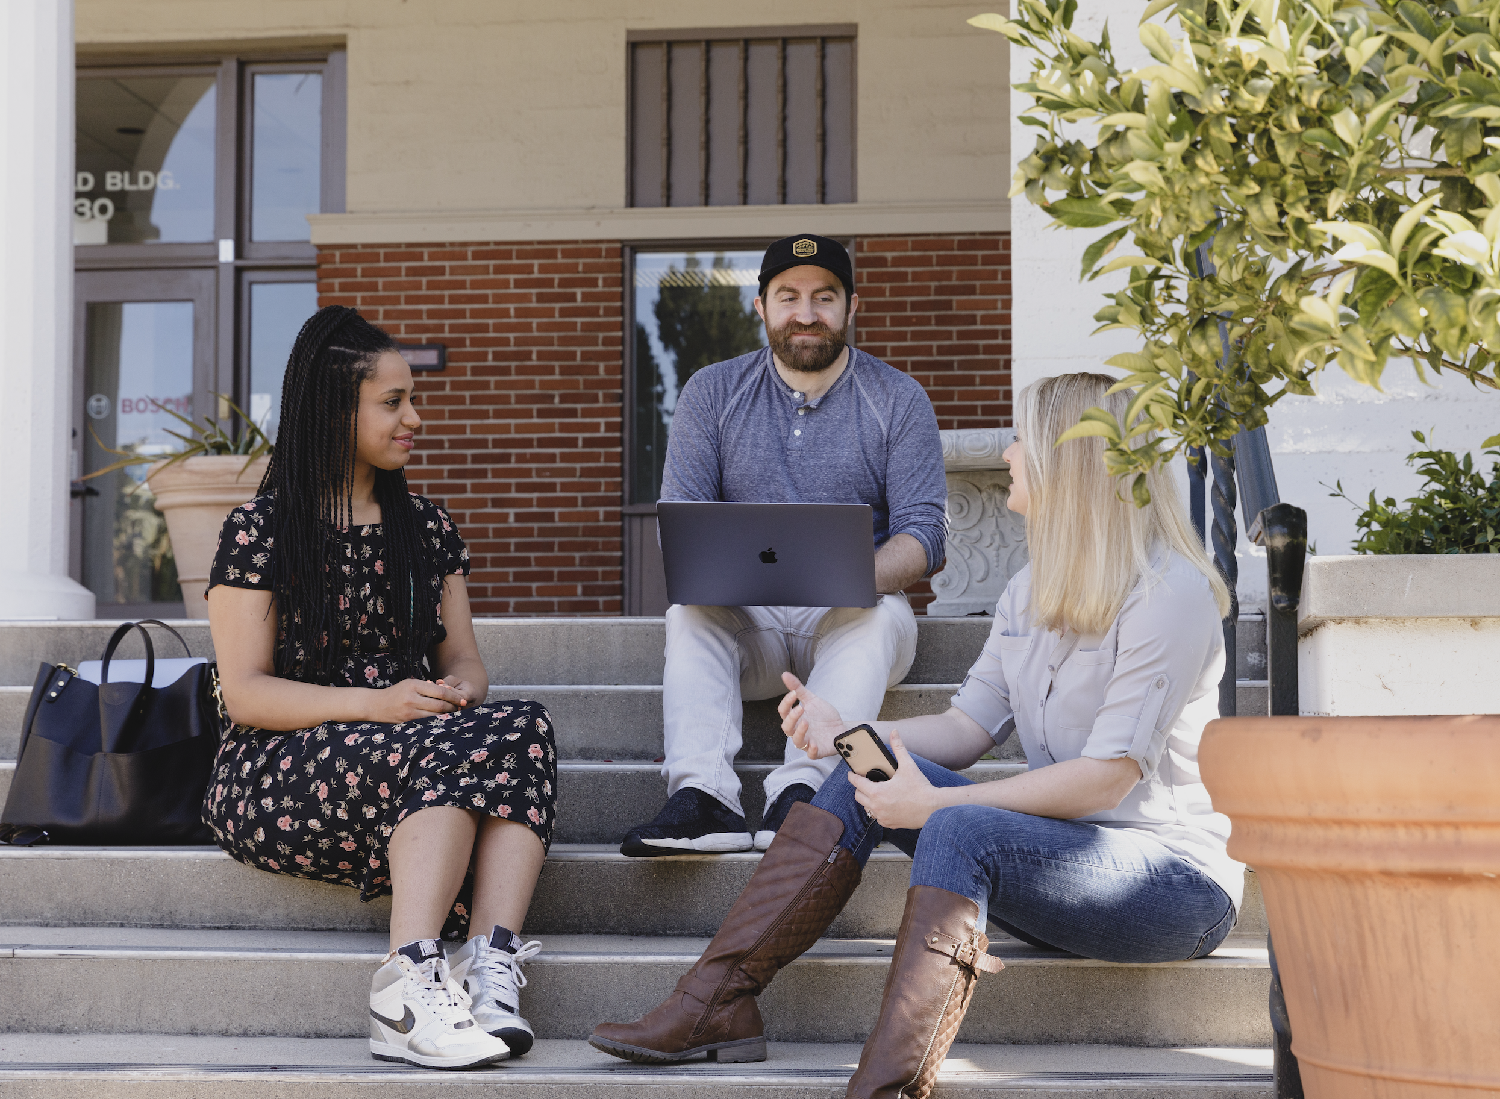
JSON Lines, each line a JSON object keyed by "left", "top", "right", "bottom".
{"left": 622, "top": 234, "right": 948, "bottom": 857}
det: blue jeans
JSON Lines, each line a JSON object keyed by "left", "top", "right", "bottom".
{"left": 811, "top": 756, "right": 1236, "bottom": 963}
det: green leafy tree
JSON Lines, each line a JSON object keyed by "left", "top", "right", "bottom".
{"left": 976, "top": 0, "right": 1500, "bottom": 502}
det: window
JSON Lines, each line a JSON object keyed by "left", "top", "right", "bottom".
{"left": 628, "top": 29, "right": 855, "bottom": 207}
{"left": 74, "top": 73, "right": 217, "bottom": 244}
{"left": 72, "top": 53, "right": 344, "bottom": 614}
{"left": 629, "top": 249, "right": 768, "bottom": 504}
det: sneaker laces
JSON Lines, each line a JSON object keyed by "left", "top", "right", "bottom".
{"left": 472, "top": 939, "right": 542, "bottom": 1009}
{"left": 404, "top": 955, "right": 477, "bottom": 1024}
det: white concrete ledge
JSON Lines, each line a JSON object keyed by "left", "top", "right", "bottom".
{"left": 307, "top": 200, "right": 1009, "bottom": 246}
{"left": 1299, "top": 554, "right": 1500, "bottom": 632}
{"left": 1297, "top": 554, "right": 1500, "bottom": 715}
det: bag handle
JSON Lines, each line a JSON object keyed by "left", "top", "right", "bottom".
{"left": 98, "top": 619, "right": 195, "bottom": 687}
{"left": 134, "top": 619, "right": 193, "bottom": 658}
{"left": 100, "top": 621, "right": 157, "bottom": 689}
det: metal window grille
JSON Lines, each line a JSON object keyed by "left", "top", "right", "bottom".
{"left": 629, "top": 33, "right": 854, "bottom": 207}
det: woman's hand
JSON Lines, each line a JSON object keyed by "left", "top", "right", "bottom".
{"left": 364, "top": 678, "right": 468, "bottom": 724}
{"left": 848, "top": 734, "right": 941, "bottom": 831}
{"left": 778, "top": 672, "right": 845, "bottom": 761}
{"left": 434, "top": 674, "right": 482, "bottom": 709}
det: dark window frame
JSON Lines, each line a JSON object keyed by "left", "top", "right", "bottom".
{"left": 626, "top": 26, "right": 857, "bottom": 209}
{"left": 74, "top": 50, "right": 345, "bottom": 423}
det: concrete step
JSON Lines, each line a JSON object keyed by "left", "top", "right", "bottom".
{"left": 0, "top": 619, "right": 989, "bottom": 688}
{"left": 0, "top": 758, "right": 1023, "bottom": 848}
{"left": 549, "top": 760, "right": 1024, "bottom": 844}
{"left": 0, "top": 842, "right": 1267, "bottom": 939}
{"left": 1236, "top": 681, "right": 1267, "bottom": 718}
{"left": 0, "top": 678, "right": 1272, "bottom": 765}
{"left": 0, "top": 1034, "right": 1275, "bottom": 1097}
{"left": 0, "top": 681, "right": 1267, "bottom": 772}
{"left": 0, "top": 683, "right": 966, "bottom": 764}
{"left": 0, "top": 614, "right": 1269, "bottom": 690}
{"left": 0, "top": 926, "right": 1272, "bottom": 1046}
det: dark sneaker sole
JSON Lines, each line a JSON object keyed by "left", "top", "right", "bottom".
{"left": 492, "top": 1027, "right": 533, "bottom": 1057}
{"left": 588, "top": 1034, "right": 767, "bottom": 1064}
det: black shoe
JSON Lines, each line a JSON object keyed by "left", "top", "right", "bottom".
{"left": 620, "top": 787, "right": 754, "bottom": 857}
{"left": 753, "top": 783, "right": 817, "bottom": 850}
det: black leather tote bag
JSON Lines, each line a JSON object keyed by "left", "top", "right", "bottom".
{"left": 0, "top": 620, "right": 222, "bottom": 846}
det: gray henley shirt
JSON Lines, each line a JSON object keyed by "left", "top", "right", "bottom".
{"left": 659, "top": 346, "right": 948, "bottom": 574}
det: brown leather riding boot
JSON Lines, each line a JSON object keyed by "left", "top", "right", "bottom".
{"left": 590, "top": 801, "right": 861, "bottom": 1064}
{"left": 845, "top": 885, "right": 1005, "bottom": 1099}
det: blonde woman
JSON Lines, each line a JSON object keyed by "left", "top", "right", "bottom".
{"left": 590, "top": 373, "right": 1245, "bottom": 1099}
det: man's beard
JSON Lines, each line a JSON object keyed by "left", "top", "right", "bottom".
{"left": 767, "top": 317, "right": 848, "bottom": 373}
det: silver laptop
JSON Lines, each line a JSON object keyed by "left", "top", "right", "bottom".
{"left": 657, "top": 501, "right": 877, "bottom": 608}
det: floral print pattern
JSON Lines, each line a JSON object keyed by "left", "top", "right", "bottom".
{"left": 202, "top": 493, "right": 557, "bottom": 941}
{"left": 209, "top": 493, "right": 471, "bottom": 685}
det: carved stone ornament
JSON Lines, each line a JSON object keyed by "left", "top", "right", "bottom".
{"left": 928, "top": 428, "right": 1029, "bottom": 617}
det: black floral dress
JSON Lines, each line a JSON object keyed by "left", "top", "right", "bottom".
{"left": 202, "top": 492, "right": 557, "bottom": 941}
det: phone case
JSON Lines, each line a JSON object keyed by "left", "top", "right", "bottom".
{"left": 833, "top": 724, "right": 901, "bottom": 782}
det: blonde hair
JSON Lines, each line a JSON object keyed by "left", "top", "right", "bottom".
{"left": 1017, "top": 373, "right": 1231, "bottom": 634}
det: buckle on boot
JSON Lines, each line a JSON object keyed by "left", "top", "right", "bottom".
{"left": 927, "top": 931, "right": 1005, "bottom": 975}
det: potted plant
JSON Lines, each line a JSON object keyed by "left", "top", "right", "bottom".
{"left": 976, "top": 1, "right": 1500, "bottom": 1093}
{"left": 85, "top": 397, "right": 271, "bottom": 608}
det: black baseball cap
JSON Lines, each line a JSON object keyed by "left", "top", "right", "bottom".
{"left": 757, "top": 234, "right": 854, "bottom": 298}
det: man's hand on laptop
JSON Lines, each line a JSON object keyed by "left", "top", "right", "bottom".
{"left": 778, "top": 672, "right": 844, "bottom": 760}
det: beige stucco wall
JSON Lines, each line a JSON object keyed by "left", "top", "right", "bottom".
{"left": 76, "top": 0, "right": 1009, "bottom": 241}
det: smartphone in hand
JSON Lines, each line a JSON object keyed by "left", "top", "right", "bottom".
{"left": 833, "top": 724, "right": 900, "bottom": 782}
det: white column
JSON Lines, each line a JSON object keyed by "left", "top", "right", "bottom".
{"left": 0, "top": 0, "right": 94, "bottom": 619}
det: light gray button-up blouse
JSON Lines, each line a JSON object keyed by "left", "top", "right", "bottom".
{"left": 949, "top": 550, "right": 1246, "bottom": 912}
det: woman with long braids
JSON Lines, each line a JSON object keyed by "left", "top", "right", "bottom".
{"left": 204, "top": 305, "right": 557, "bottom": 1071}
{"left": 592, "top": 373, "right": 1244, "bottom": 1099}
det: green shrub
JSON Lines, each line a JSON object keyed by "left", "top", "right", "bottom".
{"left": 1330, "top": 432, "right": 1500, "bottom": 554}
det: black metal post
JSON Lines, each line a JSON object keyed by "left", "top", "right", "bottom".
{"left": 1258, "top": 502, "right": 1307, "bottom": 717}
{"left": 1188, "top": 445, "right": 1207, "bottom": 544}
{"left": 1233, "top": 425, "right": 1279, "bottom": 531}
{"left": 1210, "top": 445, "right": 1239, "bottom": 717}
{"left": 1269, "top": 936, "right": 1306, "bottom": 1098}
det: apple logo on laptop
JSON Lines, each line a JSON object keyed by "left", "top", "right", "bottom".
{"left": 759, "top": 547, "right": 778, "bottom": 564}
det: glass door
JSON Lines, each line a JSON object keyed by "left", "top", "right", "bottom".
{"left": 72, "top": 269, "right": 218, "bottom": 618}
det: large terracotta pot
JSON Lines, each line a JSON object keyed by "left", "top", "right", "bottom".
{"left": 148, "top": 455, "right": 270, "bottom": 608}
{"left": 1200, "top": 715, "right": 1500, "bottom": 1099}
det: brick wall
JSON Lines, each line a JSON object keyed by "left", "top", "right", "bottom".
{"left": 855, "top": 232, "right": 1012, "bottom": 612}
{"left": 316, "top": 231, "right": 1010, "bottom": 616}
{"left": 317, "top": 241, "right": 625, "bottom": 615}
{"left": 855, "top": 233, "right": 1012, "bottom": 430}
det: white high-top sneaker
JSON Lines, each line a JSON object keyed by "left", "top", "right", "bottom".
{"left": 369, "top": 938, "right": 512, "bottom": 1069}
{"left": 449, "top": 926, "right": 543, "bottom": 1057}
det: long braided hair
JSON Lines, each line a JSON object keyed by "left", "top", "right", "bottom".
{"left": 259, "top": 306, "right": 440, "bottom": 683}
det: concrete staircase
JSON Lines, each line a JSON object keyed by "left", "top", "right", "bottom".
{"left": 0, "top": 617, "right": 1274, "bottom": 1097}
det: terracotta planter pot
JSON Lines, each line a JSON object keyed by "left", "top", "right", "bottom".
{"left": 147, "top": 455, "right": 269, "bottom": 608}
{"left": 1201, "top": 715, "right": 1500, "bottom": 1099}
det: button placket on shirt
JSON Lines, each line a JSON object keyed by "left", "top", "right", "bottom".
{"left": 788, "top": 390, "right": 812, "bottom": 446}
{"left": 1036, "top": 633, "right": 1081, "bottom": 763}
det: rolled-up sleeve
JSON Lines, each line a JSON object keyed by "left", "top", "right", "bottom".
{"left": 883, "top": 388, "right": 948, "bottom": 575}
{"left": 1081, "top": 571, "right": 1221, "bottom": 779}
{"left": 949, "top": 598, "right": 1018, "bottom": 746}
